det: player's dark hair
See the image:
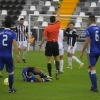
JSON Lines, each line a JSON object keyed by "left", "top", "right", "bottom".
{"left": 5, "top": 19, "right": 12, "bottom": 28}
{"left": 69, "top": 22, "right": 75, "bottom": 26}
{"left": 20, "top": 18, "right": 24, "bottom": 20}
{"left": 27, "top": 68, "right": 33, "bottom": 76}
{"left": 50, "top": 16, "right": 56, "bottom": 23}
{"left": 89, "top": 15, "right": 95, "bottom": 22}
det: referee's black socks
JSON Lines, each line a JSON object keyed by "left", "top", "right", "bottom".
{"left": 55, "top": 61, "right": 59, "bottom": 73}
{"left": 47, "top": 63, "right": 52, "bottom": 77}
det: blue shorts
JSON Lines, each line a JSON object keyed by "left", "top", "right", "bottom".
{"left": 89, "top": 53, "right": 100, "bottom": 66}
{"left": 0, "top": 56, "right": 14, "bottom": 73}
{"left": 22, "top": 67, "right": 37, "bottom": 82}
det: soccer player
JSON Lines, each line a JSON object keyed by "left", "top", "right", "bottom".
{"left": 64, "top": 22, "right": 84, "bottom": 69}
{"left": 80, "top": 15, "right": 100, "bottom": 92}
{"left": 15, "top": 18, "right": 29, "bottom": 63}
{"left": 22, "top": 66, "right": 52, "bottom": 82}
{"left": 54, "top": 29, "right": 64, "bottom": 73}
{"left": 0, "top": 19, "right": 19, "bottom": 93}
{"left": 38, "top": 7, "right": 60, "bottom": 80}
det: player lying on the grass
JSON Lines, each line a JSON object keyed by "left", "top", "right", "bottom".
{"left": 22, "top": 66, "right": 52, "bottom": 82}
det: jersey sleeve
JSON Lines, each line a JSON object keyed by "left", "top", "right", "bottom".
{"left": 26, "top": 26, "right": 28, "bottom": 33}
{"left": 15, "top": 26, "right": 18, "bottom": 33}
{"left": 12, "top": 32, "right": 17, "bottom": 40}
{"left": 55, "top": 21, "right": 60, "bottom": 29}
{"left": 85, "top": 28, "right": 90, "bottom": 37}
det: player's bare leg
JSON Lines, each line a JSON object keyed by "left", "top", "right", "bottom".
{"left": 54, "top": 56, "right": 60, "bottom": 80}
{"left": 33, "top": 67, "right": 47, "bottom": 78}
{"left": 22, "top": 46, "right": 27, "bottom": 63}
{"left": 17, "top": 48, "right": 20, "bottom": 63}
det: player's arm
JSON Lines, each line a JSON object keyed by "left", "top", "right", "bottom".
{"left": 69, "top": 31, "right": 79, "bottom": 37}
{"left": 56, "top": 6, "right": 60, "bottom": 22}
{"left": 38, "top": 28, "right": 47, "bottom": 50}
{"left": 81, "top": 37, "right": 90, "bottom": 53}
{"left": 39, "top": 36, "right": 46, "bottom": 48}
{"left": 72, "top": 36, "right": 76, "bottom": 47}
{"left": 80, "top": 29, "right": 90, "bottom": 59}
{"left": 26, "top": 27, "right": 30, "bottom": 41}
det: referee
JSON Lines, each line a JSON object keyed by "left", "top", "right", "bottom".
{"left": 38, "top": 7, "right": 60, "bottom": 80}
{"left": 15, "top": 18, "right": 29, "bottom": 63}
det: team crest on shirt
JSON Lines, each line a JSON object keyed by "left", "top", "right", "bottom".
{"left": 86, "top": 31, "right": 89, "bottom": 34}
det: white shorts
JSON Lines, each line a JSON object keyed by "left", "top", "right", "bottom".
{"left": 67, "top": 44, "right": 77, "bottom": 54}
{"left": 59, "top": 48, "right": 64, "bottom": 56}
{"left": 17, "top": 41, "right": 27, "bottom": 49}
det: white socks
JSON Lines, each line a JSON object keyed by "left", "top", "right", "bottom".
{"left": 23, "top": 50, "right": 27, "bottom": 59}
{"left": 60, "top": 60, "right": 64, "bottom": 71}
{"left": 72, "top": 56, "right": 82, "bottom": 65}
{"left": 68, "top": 57, "right": 72, "bottom": 67}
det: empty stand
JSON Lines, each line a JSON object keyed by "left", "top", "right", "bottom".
{"left": 60, "top": 0, "right": 79, "bottom": 28}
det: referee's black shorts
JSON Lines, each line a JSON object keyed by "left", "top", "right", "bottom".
{"left": 45, "top": 42, "right": 59, "bottom": 56}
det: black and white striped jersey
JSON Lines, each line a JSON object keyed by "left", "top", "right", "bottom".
{"left": 15, "top": 25, "right": 28, "bottom": 41}
{"left": 64, "top": 28, "right": 78, "bottom": 46}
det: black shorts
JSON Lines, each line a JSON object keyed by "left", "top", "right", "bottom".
{"left": 45, "top": 42, "right": 59, "bottom": 56}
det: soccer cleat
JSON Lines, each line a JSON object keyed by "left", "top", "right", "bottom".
{"left": 8, "top": 88, "right": 17, "bottom": 93}
{"left": 90, "top": 86, "right": 94, "bottom": 91}
{"left": 55, "top": 72, "right": 59, "bottom": 80}
{"left": 50, "top": 76, "right": 52, "bottom": 79}
{"left": 90, "top": 89, "right": 98, "bottom": 92}
{"left": 79, "top": 63, "right": 84, "bottom": 69}
{"left": 59, "top": 71, "right": 64, "bottom": 74}
{"left": 90, "top": 86, "right": 98, "bottom": 92}
{"left": 46, "top": 78, "right": 52, "bottom": 82}
{"left": 67, "top": 66, "right": 72, "bottom": 69}
{"left": 22, "top": 59, "right": 26, "bottom": 63}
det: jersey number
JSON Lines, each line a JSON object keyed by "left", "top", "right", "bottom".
{"left": 95, "top": 31, "right": 99, "bottom": 41}
{"left": 2, "top": 35, "right": 8, "bottom": 46}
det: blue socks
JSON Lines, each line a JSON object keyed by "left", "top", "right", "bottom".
{"left": 8, "top": 73, "right": 14, "bottom": 90}
{"left": 40, "top": 71, "right": 45, "bottom": 78}
{"left": 88, "top": 69, "right": 93, "bottom": 86}
{"left": 90, "top": 70, "right": 97, "bottom": 90}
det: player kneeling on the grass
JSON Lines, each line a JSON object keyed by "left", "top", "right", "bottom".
{"left": 22, "top": 66, "right": 52, "bottom": 82}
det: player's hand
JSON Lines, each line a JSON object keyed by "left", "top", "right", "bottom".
{"left": 70, "top": 46, "right": 73, "bottom": 49}
{"left": 80, "top": 52, "right": 83, "bottom": 59}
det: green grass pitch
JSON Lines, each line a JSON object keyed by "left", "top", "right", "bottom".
{"left": 0, "top": 51, "right": 100, "bottom": 100}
